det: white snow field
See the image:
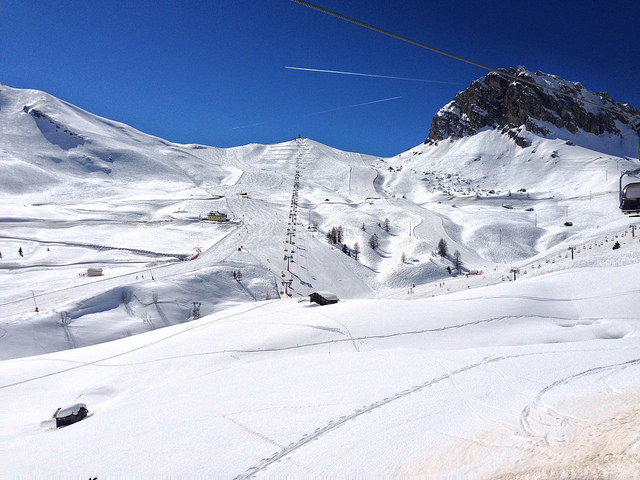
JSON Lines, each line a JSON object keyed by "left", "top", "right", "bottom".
{"left": 1, "top": 83, "right": 640, "bottom": 477}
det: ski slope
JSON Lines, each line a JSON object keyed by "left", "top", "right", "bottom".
{"left": 3, "top": 263, "right": 639, "bottom": 477}
{"left": 1, "top": 83, "right": 639, "bottom": 477}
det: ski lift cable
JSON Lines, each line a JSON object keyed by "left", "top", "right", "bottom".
{"left": 290, "top": 0, "right": 627, "bottom": 116}
{"left": 292, "top": 0, "right": 493, "bottom": 72}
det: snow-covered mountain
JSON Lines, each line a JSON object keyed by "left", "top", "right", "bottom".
{"left": 0, "top": 83, "right": 242, "bottom": 198}
{"left": 2, "top": 77, "right": 640, "bottom": 477}
{"left": 427, "top": 66, "right": 640, "bottom": 158}
{"left": 1, "top": 78, "right": 639, "bottom": 357}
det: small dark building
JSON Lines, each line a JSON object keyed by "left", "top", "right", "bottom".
{"left": 309, "top": 291, "right": 339, "bottom": 306}
{"left": 53, "top": 403, "right": 88, "bottom": 428}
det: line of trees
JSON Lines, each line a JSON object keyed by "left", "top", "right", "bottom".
{"left": 326, "top": 224, "right": 364, "bottom": 260}
{"left": 437, "top": 238, "right": 462, "bottom": 271}
{"left": 326, "top": 225, "right": 344, "bottom": 245}
{"left": 325, "top": 224, "right": 465, "bottom": 272}
{"left": 325, "top": 217, "right": 392, "bottom": 263}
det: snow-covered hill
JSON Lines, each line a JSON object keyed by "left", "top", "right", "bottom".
{"left": 1, "top": 79, "right": 639, "bottom": 477}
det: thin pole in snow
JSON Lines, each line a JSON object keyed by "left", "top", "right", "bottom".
{"left": 32, "top": 290, "right": 39, "bottom": 313}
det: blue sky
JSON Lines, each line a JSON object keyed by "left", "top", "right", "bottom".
{"left": 2, "top": 0, "right": 639, "bottom": 157}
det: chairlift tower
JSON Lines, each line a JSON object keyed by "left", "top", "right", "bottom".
{"left": 284, "top": 254, "right": 293, "bottom": 271}
{"left": 510, "top": 267, "right": 520, "bottom": 281}
{"left": 192, "top": 302, "right": 202, "bottom": 320}
{"left": 281, "top": 279, "right": 293, "bottom": 296}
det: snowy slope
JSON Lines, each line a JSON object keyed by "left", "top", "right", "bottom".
{"left": 3, "top": 263, "right": 639, "bottom": 477}
{"left": 1, "top": 82, "right": 639, "bottom": 477}
{"left": 2, "top": 83, "right": 640, "bottom": 358}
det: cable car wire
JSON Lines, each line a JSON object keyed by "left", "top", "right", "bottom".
{"left": 290, "top": 0, "right": 628, "bottom": 116}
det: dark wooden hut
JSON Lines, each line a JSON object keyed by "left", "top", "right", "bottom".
{"left": 53, "top": 403, "right": 88, "bottom": 428}
{"left": 309, "top": 291, "right": 339, "bottom": 306}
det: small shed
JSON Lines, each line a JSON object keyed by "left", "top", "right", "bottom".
{"left": 309, "top": 291, "right": 339, "bottom": 306}
{"left": 53, "top": 403, "right": 88, "bottom": 428}
{"left": 87, "top": 267, "right": 103, "bottom": 277}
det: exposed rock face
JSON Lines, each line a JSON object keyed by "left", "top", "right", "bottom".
{"left": 426, "top": 66, "right": 640, "bottom": 147}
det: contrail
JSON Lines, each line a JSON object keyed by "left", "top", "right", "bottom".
{"left": 286, "top": 66, "right": 466, "bottom": 85}
{"left": 231, "top": 96, "right": 402, "bottom": 130}
{"left": 304, "top": 96, "right": 402, "bottom": 117}
{"left": 230, "top": 121, "right": 268, "bottom": 131}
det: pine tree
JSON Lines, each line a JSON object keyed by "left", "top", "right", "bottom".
{"left": 326, "top": 227, "right": 337, "bottom": 244}
{"left": 454, "top": 250, "right": 462, "bottom": 271}
{"left": 326, "top": 225, "right": 344, "bottom": 245}
{"left": 437, "top": 238, "right": 448, "bottom": 257}
{"left": 369, "top": 233, "right": 379, "bottom": 250}
{"left": 353, "top": 242, "right": 360, "bottom": 260}
{"left": 383, "top": 218, "right": 390, "bottom": 232}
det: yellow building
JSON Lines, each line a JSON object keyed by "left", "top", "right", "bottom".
{"left": 207, "top": 211, "right": 230, "bottom": 222}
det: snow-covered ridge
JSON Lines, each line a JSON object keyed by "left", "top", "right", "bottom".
{"left": 427, "top": 66, "right": 640, "bottom": 158}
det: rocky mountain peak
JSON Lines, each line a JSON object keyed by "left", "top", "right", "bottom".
{"left": 426, "top": 66, "right": 640, "bottom": 148}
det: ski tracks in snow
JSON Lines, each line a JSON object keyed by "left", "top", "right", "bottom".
{"left": 492, "top": 359, "right": 640, "bottom": 479}
{"left": 436, "top": 358, "right": 521, "bottom": 434}
{"left": 233, "top": 358, "right": 489, "bottom": 479}
{"left": 518, "top": 358, "right": 640, "bottom": 447}
{"left": 234, "top": 353, "right": 640, "bottom": 478}
{"left": 233, "top": 353, "right": 532, "bottom": 479}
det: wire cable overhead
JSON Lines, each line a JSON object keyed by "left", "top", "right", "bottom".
{"left": 290, "top": 0, "right": 625, "bottom": 115}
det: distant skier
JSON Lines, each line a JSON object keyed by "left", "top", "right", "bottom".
{"left": 18, "top": 247, "right": 23, "bottom": 257}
